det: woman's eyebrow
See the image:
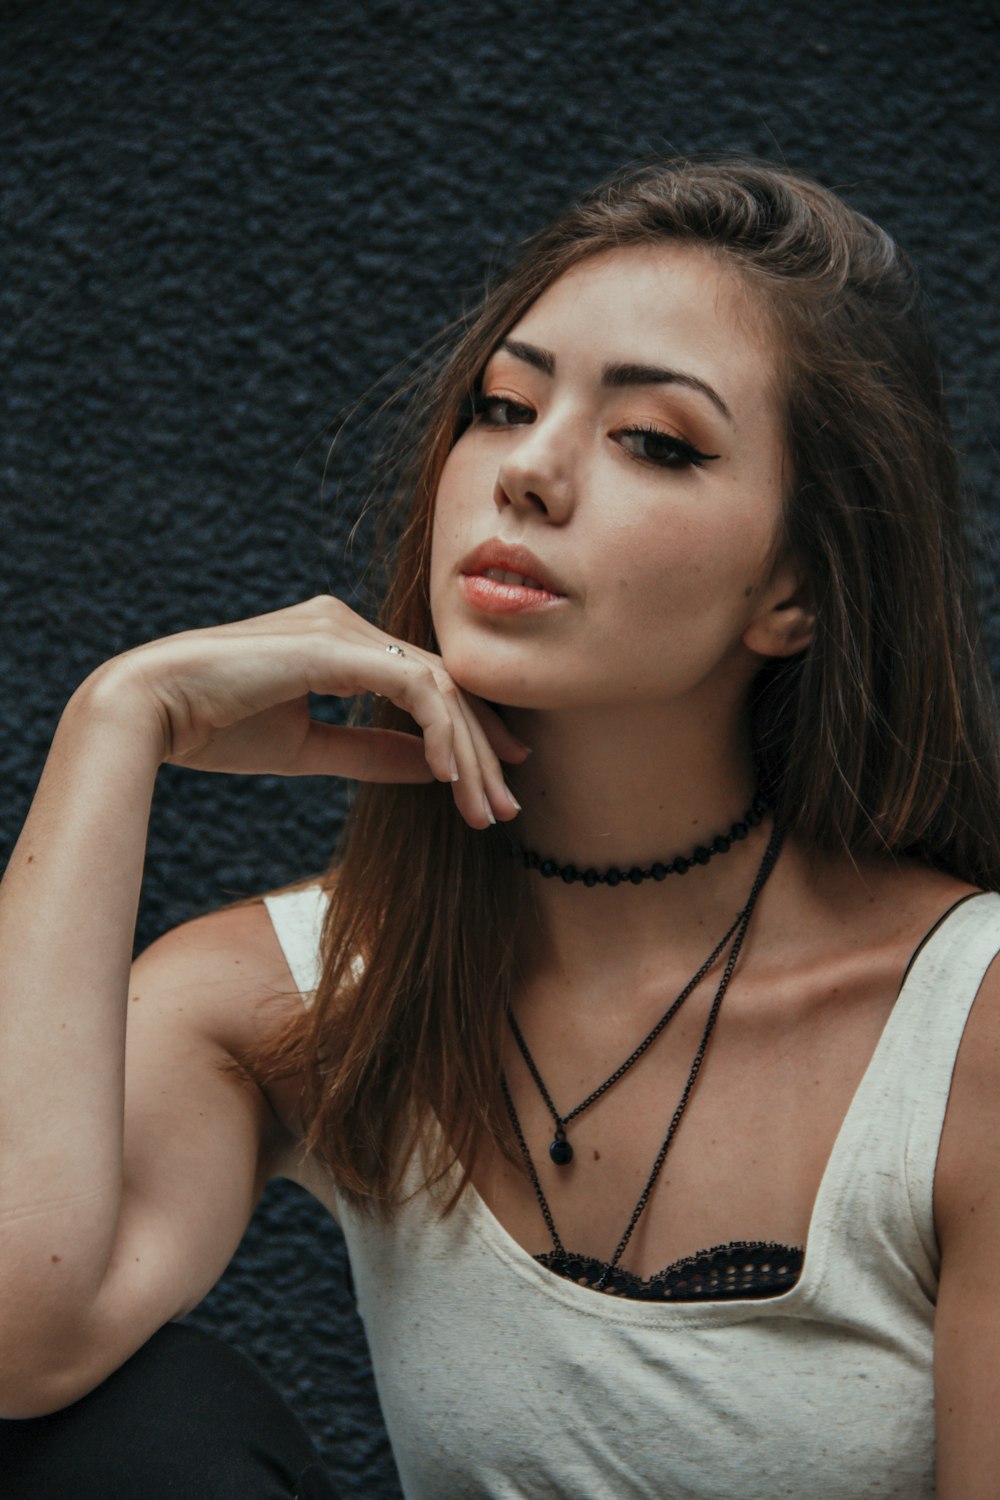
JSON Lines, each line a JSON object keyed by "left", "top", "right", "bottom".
{"left": 497, "top": 337, "right": 735, "bottom": 426}
{"left": 497, "top": 338, "right": 557, "bottom": 377}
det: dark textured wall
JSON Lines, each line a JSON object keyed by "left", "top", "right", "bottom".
{"left": 4, "top": 1, "right": 998, "bottom": 1492}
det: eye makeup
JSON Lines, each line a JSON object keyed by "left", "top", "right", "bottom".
{"left": 467, "top": 390, "right": 720, "bottom": 471}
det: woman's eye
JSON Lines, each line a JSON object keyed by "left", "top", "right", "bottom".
{"left": 470, "top": 393, "right": 535, "bottom": 427}
{"left": 617, "top": 425, "right": 720, "bottom": 470}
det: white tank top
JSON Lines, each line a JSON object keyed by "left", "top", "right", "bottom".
{"left": 263, "top": 884, "right": 1000, "bottom": 1500}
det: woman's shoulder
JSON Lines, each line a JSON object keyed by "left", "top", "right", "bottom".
{"left": 907, "top": 856, "right": 1000, "bottom": 1250}
{"left": 789, "top": 837, "right": 989, "bottom": 934}
{"left": 774, "top": 839, "right": 992, "bottom": 975}
{"left": 872, "top": 858, "right": 999, "bottom": 967}
{"left": 132, "top": 884, "right": 332, "bottom": 1155}
{"left": 932, "top": 890, "right": 1000, "bottom": 1351}
{"left": 135, "top": 879, "right": 332, "bottom": 1056}
{"left": 799, "top": 851, "right": 1000, "bottom": 1288}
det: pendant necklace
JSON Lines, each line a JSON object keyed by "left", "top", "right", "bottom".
{"left": 507, "top": 908, "right": 743, "bottom": 1166}
{"left": 501, "top": 819, "right": 785, "bottom": 1293}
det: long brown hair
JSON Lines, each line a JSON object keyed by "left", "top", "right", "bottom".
{"left": 243, "top": 157, "right": 1000, "bottom": 1210}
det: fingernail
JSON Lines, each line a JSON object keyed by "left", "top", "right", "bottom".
{"left": 505, "top": 784, "right": 522, "bottom": 811}
{"left": 483, "top": 794, "right": 496, "bottom": 826}
{"left": 449, "top": 753, "right": 460, "bottom": 782}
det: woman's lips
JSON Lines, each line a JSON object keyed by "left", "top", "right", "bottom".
{"left": 459, "top": 572, "right": 566, "bottom": 615}
{"left": 457, "top": 539, "right": 569, "bottom": 615}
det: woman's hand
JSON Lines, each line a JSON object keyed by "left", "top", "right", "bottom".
{"left": 87, "top": 594, "right": 526, "bottom": 828}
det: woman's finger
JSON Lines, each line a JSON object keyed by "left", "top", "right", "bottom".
{"left": 363, "top": 645, "right": 525, "bottom": 824}
{"left": 368, "top": 655, "right": 494, "bottom": 828}
{"left": 381, "top": 656, "right": 461, "bottom": 787}
{"left": 463, "top": 695, "right": 533, "bottom": 766}
{"left": 440, "top": 681, "right": 495, "bottom": 828}
{"left": 455, "top": 695, "right": 522, "bottom": 822}
{"left": 380, "top": 645, "right": 532, "bottom": 767}
{"left": 287, "top": 724, "right": 438, "bottom": 782}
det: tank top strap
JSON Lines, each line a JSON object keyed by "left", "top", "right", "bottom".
{"left": 802, "top": 890, "right": 1000, "bottom": 1305}
{"left": 261, "top": 884, "right": 330, "bottom": 1004}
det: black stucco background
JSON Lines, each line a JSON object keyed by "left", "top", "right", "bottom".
{"left": 3, "top": 1, "right": 999, "bottom": 1492}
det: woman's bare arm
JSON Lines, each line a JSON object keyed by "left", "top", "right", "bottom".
{"left": 933, "top": 951, "right": 1000, "bottom": 1497}
{"left": 2, "top": 898, "right": 300, "bottom": 1419}
{"left": 0, "top": 680, "right": 168, "bottom": 1412}
{"left": 0, "top": 597, "right": 526, "bottom": 1417}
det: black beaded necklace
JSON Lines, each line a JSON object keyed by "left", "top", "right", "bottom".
{"left": 514, "top": 790, "right": 769, "bottom": 886}
{"left": 501, "top": 819, "right": 785, "bottom": 1294}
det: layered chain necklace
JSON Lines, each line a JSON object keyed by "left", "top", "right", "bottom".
{"left": 501, "top": 818, "right": 785, "bottom": 1294}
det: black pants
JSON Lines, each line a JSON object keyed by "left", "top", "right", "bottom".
{"left": 0, "top": 1322, "right": 339, "bottom": 1499}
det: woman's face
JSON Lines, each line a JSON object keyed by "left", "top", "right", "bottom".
{"left": 429, "top": 242, "right": 804, "bottom": 716}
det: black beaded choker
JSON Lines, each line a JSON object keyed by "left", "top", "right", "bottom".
{"left": 514, "top": 791, "right": 769, "bottom": 886}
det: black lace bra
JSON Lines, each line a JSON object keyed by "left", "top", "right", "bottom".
{"left": 535, "top": 1239, "right": 804, "bottom": 1302}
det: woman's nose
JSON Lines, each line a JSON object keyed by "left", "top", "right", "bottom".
{"left": 493, "top": 419, "right": 576, "bottom": 522}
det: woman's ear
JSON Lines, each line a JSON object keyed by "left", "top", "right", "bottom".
{"left": 741, "top": 556, "right": 816, "bottom": 660}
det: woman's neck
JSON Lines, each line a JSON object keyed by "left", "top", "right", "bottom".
{"left": 500, "top": 701, "right": 772, "bottom": 994}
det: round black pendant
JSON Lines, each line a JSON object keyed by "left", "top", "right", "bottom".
{"left": 549, "top": 1133, "right": 573, "bottom": 1166}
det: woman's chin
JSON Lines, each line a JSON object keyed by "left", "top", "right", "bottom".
{"left": 439, "top": 648, "right": 554, "bottom": 712}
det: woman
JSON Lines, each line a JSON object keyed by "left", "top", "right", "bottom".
{"left": 2, "top": 158, "right": 999, "bottom": 1499}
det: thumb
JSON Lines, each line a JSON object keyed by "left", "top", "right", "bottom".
{"left": 288, "top": 722, "right": 437, "bottom": 783}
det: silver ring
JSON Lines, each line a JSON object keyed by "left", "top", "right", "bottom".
{"left": 385, "top": 644, "right": 405, "bottom": 657}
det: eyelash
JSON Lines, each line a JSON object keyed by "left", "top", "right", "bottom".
{"left": 467, "top": 392, "right": 720, "bottom": 471}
